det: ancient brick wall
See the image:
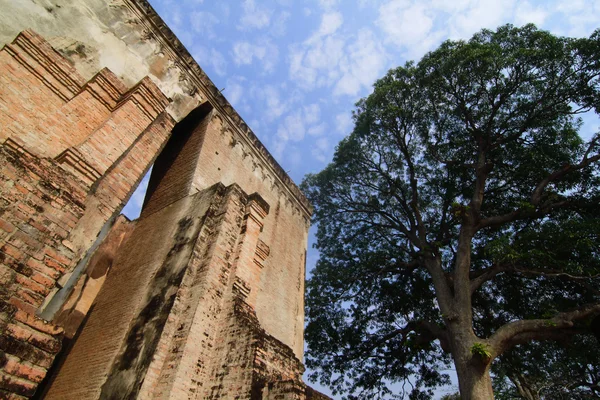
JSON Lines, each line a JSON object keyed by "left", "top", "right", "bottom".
{"left": 188, "top": 114, "right": 310, "bottom": 358}
{"left": 0, "top": 29, "right": 173, "bottom": 398}
{"left": 0, "top": 1, "right": 326, "bottom": 399}
{"left": 0, "top": 144, "right": 85, "bottom": 398}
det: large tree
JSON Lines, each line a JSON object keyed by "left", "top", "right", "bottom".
{"left": 492, "top": 334, "right": 600, "bottom": 399}
{"left": 302, "top": 24, "right": 600, "bottom": 399}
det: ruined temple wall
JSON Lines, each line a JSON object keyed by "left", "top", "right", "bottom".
{"left": 192, "top": 115, "right": 310, "bottom": 358}
{"left": 0, "top": 4, "right": 311, "bottom": 359}
{"left": 44, "top": 185, "right": 223, "bottom": 399}
{"left": 0, "top": 1, "right": 314, "bottom": 397}
{"left": 0, "top": 0, "right": 200, "bottom": 122}
{"left": 0, "top": 29, "right": 174, "bottom": 397}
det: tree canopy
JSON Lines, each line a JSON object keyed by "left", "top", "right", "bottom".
{"left": 301, "top": 24, "right": 600, "bottom": 400}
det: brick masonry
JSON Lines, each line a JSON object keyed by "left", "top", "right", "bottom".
{"left": 0, "top": 1, "right": 329, "bottom": 399}
{"left": 0, "top": 30, "right": 173, "bottom": 398}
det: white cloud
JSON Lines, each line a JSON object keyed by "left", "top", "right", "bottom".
{"left": 334, "top": 29, "right": 387, "bottom": 96}
{"left": 378, "top": 1, "right": 433, "bottom": 47}
{"left": 274, "top": 103, "right": 327, "bottom": 158}
{"left": 166, "top": 8, "right": 183, "bottom": 31}
{"left": 312, "top": 12, "right": 344, "bottom": 40}
{"left": 224, "top": 76, "right": 246, "bottom": 107}
{"left": 552, "top": 0, "right": 600, "bottom": 37}
{"left": 452, "top": 0, "right": 516, "bottom": 39}
{"left": 190, "top": 11, "right": 219, "bottom": 38}
{"left": 233, "top": 41, "right": 265, "bottom": 65}
{"left": 303, "top": 104, "right": 321, "bottom": 125}
{"left": 232, "top": 39, "right": 279, "bottom": 73}
{"left": 311, "top": 137, "right": 330, "bottom": 162}
{"left": 303, "top": 7, "right": 312, "bottom": 16}
{"left": 318, "top": 0, "right": 340, "bottom": 10}
{"left": 238, "top": 0, "right": 272, "bottom": 31}
{"left": 377, "top": 0, "right": 443, "bottom": 59}
{"left": 192, "top": 47, "right": 227, "bottom": 76}
{"left": 278, "top": 112, "right": 306, "bottom": 142}
{"left": 290, "top": 11, "right": 387, "bottom": 97}
{"left": 289, "top": 35, "right": 345, "bottom": 89}
{"left": 219, "top": 4, "right": 231, "bottom": 19}
{"left": 209, "top": 48, "right": 227, "bottom": 76}
{"left": 514, "top": 1, "right": 547, "bottom": 26}
{"left": 335, "top": 112, "right": 353, "bottom": 135}
{"left": 262, "top": 85, "right": 288, "bottom": 121}
{"left": 308, "top": 122, "right": 327, "bottom": 136}
{"left": 358, "top": 0, "right": 379, "bottom": 7}
{"left": 272, "top": 11, "right": 292, "bottom": 36}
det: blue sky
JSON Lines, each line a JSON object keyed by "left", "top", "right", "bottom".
{"left": 121, "top": 0, "right": 600, "bottom": 397}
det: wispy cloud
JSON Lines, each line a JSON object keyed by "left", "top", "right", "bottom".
{"left": 317, "top": 0, "right": 340, "bottom": 11}
{"left": 232, "top": 38, "right": 279, "bottom": 73}
{"left": 190, "top": 10, "right": 219, "bottom": 38}
{"left": 273, "top": 103, "right": 328, "bottom": 158}
{"left": 335, "top": 112, "right": 353, "bottom": 135}
{"left": 334, "top": 28, "right": 387, "bottom": 96}
{"left": 311, "top": 137, "right": 330, "bottom": 162}
{"left": 238, "top": 0, "right": 272, "bottom": 31}
{"left": 193, "top": 46, "right": 227, "bottom": 76}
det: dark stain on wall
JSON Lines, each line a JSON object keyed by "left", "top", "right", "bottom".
{"left": 99, "top": 215, "right": 203, "bottom": 399}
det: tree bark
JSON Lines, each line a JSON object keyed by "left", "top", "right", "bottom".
{"left": 450, "top": 329, "right": 495, "bottom": 400}
{"left": 454, "top": 354, "right": 495, "bottom": 400}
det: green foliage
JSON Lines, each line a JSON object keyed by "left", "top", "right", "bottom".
{"left": 492, "top": 336, "right": 600, "bottom": 399}
{"left": 470, "top": 343, "right": 492, "bottom": 360}
{"left": 302, "top": 23, "right": 600, "bottom": 399}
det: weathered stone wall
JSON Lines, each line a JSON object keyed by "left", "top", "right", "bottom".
{"left": 0, "top": 143, "right": 85, "bottom": 398}
{"left": 54, "top": 215, "right": 135, "bottom": 339}
{"left": 44, "top": 184, "right": 235, "bottom": 399}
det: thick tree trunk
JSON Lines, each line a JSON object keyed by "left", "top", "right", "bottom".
{"left": 450, "top": 331, "right": 495, "bottom": 400}
{"left": 454, "top": 357, "right": 495, "bottom": 400}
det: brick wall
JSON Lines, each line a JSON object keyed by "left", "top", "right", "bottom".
{"left": 189, "top": 113, "right": 311, "bottom": 358}
{"left": 141, "top": 102, "right": 213, "bottom": 218}
{"left": 0, "top": 30, "right": 172, "bottom": 398}
{"left": 0, "top": 4, "right": 321, "bottom": 398}
{"left": 0, "top": 144, "right": 85, "bottom": 398}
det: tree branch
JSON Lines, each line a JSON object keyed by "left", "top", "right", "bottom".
{"left": 470, "top": 264, "right": 511, "bottom": 294}
{"left": 477, "top": 199, "right": 571, "bottom": 230}
{"left": 531, "top": 153, "right": 600, "bottom": 206}
{"left": 489, "top": 303, "right": 600, "bottom": 355}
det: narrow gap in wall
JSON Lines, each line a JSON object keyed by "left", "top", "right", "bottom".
{"left": 122, "top": 166, "right": 153, "bottom": 220}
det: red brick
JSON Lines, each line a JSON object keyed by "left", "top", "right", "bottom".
{"left": 43, "top": 248, "right": 71, "bottom": 266}
{"left": 6, "top": 322, "right": 61, "bottom": 354}
{"left": 14, "top": 274, "right": 49, "bottom": 297}
{"left": 14, "top": 289, "right": 44, "bottom": 307}
{"left": 0, "top": 372, "right": 37, "bottom": 397}
{"left": 29, "top": 272, "right": 54, "bottom": 289}
{"left": 26, "top": 258, "right": 60, "bottom": 280}
{"left": 13, "top": 184, "right": 28, "bottom": 196}
{"left": 0, "top": 246, "right": 23, "bottom": 262}
{"left": 4, "top": 355, "right": 47, "bottom": 383}
{"left": 0, "top": 219, "right": 16, "bottom": 234}
{"left": 42, "top": 256, "right": 66, "bottom": 274}
{"left": 13, "top": 310, "right": 62, "bottom": 336}
{"left": 8, "top": 297, "right": 36, "bottom": 317}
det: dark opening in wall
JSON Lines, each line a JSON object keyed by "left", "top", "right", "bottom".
{"left": 140, "top": 102, "right": 214, "bottom": 218}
